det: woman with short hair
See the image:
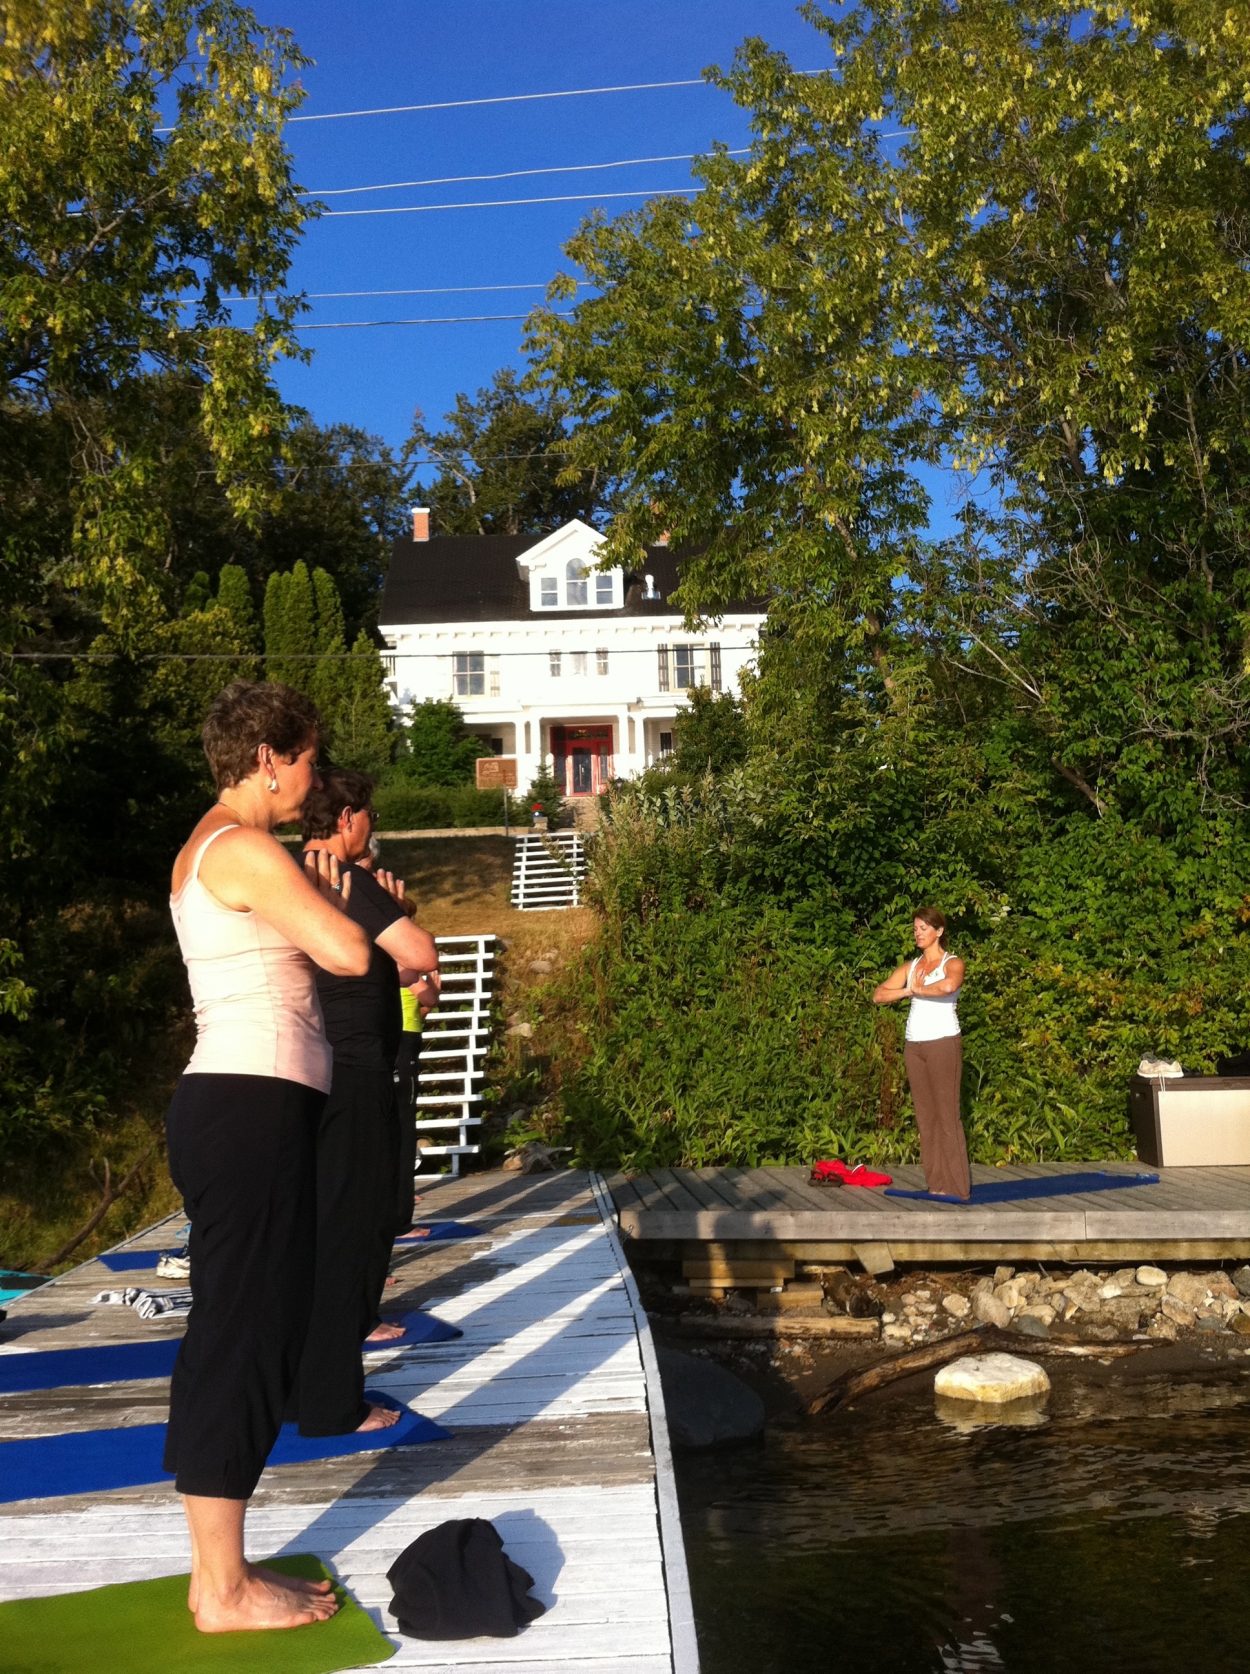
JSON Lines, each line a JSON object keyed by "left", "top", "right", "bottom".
{"left": 873, "top": 907, "right": 971, "bottom": 1200}
{"left": 166, "top": 680, "right": 370, "bottom": 1633}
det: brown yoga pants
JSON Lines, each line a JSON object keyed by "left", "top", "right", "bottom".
{"left": 905, "top": 1035, "right": 971, "bottom": 1199}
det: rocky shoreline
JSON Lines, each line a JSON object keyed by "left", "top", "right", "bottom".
{"left": 867, "top": 1261, "right": 1250, "bottom": 1346}
{"left": 647, "top": 1260, "right": 1250, "bottom": 1427}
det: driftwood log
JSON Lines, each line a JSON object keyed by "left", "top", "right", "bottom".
{"left": 32, "top": 1147, "right": 156, "bottom": 1273}
{"left": 805, "top": 1327, "right": 988, "bottom": 1417}
{"left": 805, "top": 1326, "right": 1152, "bottom": 1417}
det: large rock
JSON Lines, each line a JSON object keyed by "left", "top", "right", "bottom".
{"left": 934, "top": 1353, "right": 1051, "bottom": 1404}
{"left": 656, "top": 1347, "right": 765, "bottom": 1449}
{"left": 1167, "top": 1272, "right": 1208, "bottom": 1308}
{"left": 972, "top": 1290, "right": 1012, "bottom": 1330}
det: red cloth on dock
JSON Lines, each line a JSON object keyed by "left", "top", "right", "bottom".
{"left": 810, "top": 1159, "right": 893, "bottom": 1188}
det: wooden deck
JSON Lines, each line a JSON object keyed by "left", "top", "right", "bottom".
{"left": 606, "top": 1163, "right": 1250, "bottom": 1265}
{"left": 0, "top": 1170, "right": 698, "bottom": 1674}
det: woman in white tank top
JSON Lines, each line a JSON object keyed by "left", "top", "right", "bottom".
{"left": 872, "top": 907, "right": 971, "bottom": 1199}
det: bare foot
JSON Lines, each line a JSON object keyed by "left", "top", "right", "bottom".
{"left": 258, "top": 1565, "right": 336, "bottom": 1600}
{"left": 193, "top": 1562, "right": 339, "bottom": 1632}
{"left": 190, "top": 1565, "right": 333, "bottom": 1612}
{"left": 356, "top": 1401, "right": 402, "bottom": 1433}
{"left": 364, "top": 1321, "right": 407, "bottom": 1344}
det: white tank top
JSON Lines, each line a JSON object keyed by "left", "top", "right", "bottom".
{"left": 170, "top": 826, "right": 332, "bottom": 1092}
{"left": 904, "top": 951, "right": 961, "bottom": 1042}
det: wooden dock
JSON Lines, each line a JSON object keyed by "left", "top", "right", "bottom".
{"left": 0, "top": 1170, "right": 698, "bottom": 1674}
{"left": 606, "top": 1162, "right": 1250, "bottom": 1268}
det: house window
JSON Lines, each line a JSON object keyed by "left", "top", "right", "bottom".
{"left": 659, "top": 730, "right": 674, "bottom": 756}
{"left": 549, "top": 650, "right": 562, "bottom": 677}
{"left": 454, "top": 651, "right": 484, "bottom": 696}
{"left": 596, "top": 647, "right": 609, "bottom": 675}
{"left": 488, "top": 661, "right": 501, "bottom": 698}
{"left": 540, "top": 575, "right": 557, "bottom": 607}
{"left": 570, "top": 650, "right": 588, "bottom": 676}
{"left": 566, "top": 559, "right": 588, "bottom": 607}
{"left": 673, "top": 644, "right": 701, "bottom": 689}
{"left": 672, "top": 642, "right": 723, "bottom": 692}
{"left": 488, "top": 736, "right": 504, "bottom": 756}
{"left": 595, "top": 571, "right": 614, "bottom": 606}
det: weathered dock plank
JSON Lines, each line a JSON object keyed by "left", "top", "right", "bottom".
{"left": 0, "top": 1170, "right": 696, "bottom": 1674}
{"left": 609, "top": 1164, "right": 1250, "bottom": 1263}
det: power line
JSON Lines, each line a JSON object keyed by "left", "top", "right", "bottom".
{"left": 180, "top": 283, "right": 578, "bottom": 309}
{"left": 286, "top": 78, "right": 714, "bottom": 125}
{"left": 306, "top": 150, "right": 747, "bottom": 197}
{"left": 321, "top": 187, "right": 697, "bottom": 219}
{"left": 12, "top": 644, "right": 759, "bottom": 662}
{"left": 293, "top": 312, "right": 570, "bottom": 330}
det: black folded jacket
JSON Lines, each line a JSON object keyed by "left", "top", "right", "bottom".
{"left": 387, "top": 1517, "right": 548, "bottom": 1640}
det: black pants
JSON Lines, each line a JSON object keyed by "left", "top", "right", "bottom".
{"left": 393, "top": 1030, "right": 423, "bottom": 1234}
{"left": 163, "top": 1073, "right": 323, "bottom": 1499}
{"left": 289, "top": 1064, "right": 399, "bottom": 1436}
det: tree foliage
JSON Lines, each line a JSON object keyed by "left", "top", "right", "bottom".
{"left": 520, "top": 1, "right": 1250, "bottom": 1167}
{"left": 396, "top": 700, "right": 483, "bottom": 786}
{"left": 0, "top": 0, "right": 317, "bottom": 1162}
{"left": 405, "top": 367, "right": 618, "bottom": 536}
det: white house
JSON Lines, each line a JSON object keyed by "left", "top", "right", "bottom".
{"left": 378, "top": 510, "right": 765, "bottom": 800}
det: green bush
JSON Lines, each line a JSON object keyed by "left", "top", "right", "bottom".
{"left": 529, "top": 779, "right": 1250, "bottom": 1170}
{"left": 373, "top": 780, "right": 517, "bottom": 830}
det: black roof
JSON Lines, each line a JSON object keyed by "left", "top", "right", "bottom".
{"left": 379, "top": 534, "right": 754, "bottom": 625}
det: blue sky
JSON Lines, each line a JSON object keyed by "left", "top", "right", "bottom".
{"left": 247, "top": 2, "right": 828, "bottom": 469}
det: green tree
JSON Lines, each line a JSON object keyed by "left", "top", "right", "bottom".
{"left": 530, "top": 0, "right": 1250, "bottom": 833}
{"left": 309, "top": 564, "right": 347, "bottom": 721}
{"left": 0, "top": 0, "right": 315, "bottom": 1160}
{"left": 216, "top": 565, "right": 259, "bottom": 650}
{"left": 327, "top": 631, "right": 394, "bottom": 777}
{"left": 672, "top": 687, "right": 749, "bottom": 778}
{"left": 262, "top": 420, "right": 410, "bottom": 631}
{"left": 404, "top": 367, "right": 617, "bottom": 536}
{"left": 263, "top": 561, "right": 316, "bottom": 689}
{"left": 398, "top": 700, "right": 482, "bottom": 786}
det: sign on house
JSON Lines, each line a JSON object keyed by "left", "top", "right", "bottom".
{"left": 476, "top": 755, "right": 519, "bottom": 790}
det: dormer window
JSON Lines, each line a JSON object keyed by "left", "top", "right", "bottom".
{"left": 520, "top": 522, "right": 624, "bottom": 610}
{"left": 566, "top": 559, "right": 588, "bottom": 607}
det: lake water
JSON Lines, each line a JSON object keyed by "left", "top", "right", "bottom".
{"left": 675, "top": 1364, "right": 1250, "bottom": 1673}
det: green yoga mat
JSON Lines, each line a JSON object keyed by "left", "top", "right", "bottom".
{"left": 0, "top": 1554, "right": 396, "bottom": 1674}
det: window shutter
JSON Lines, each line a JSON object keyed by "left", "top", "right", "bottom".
{"left": 709, "top": 642, "right": 722, "bottom": 692}
{"left": 657, "top": 643, "right": 670, "bottom": 692}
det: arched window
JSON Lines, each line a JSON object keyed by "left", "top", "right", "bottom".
{"left": 566, "top": 558, "right": 588, "bottom": 607}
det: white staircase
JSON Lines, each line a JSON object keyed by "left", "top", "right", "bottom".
{"left": 413, "top": 933, "right": 495, "bottom": 1175}
{"left": 510, "top": 831, "right": 587, "bottom": 910}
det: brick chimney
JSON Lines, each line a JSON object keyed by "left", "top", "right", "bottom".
{"left": 411, "top": 507, "right": 430, "bottom": 542}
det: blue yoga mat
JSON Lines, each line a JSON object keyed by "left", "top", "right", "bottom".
{"left": 96, "top": 1250, "right": 175, "bottom": 1273}
{"left": 393, "top": 1221, "right": 476, "bottom": 1246}
{"left": 363, "top": 1308, "right": 462, "bottom": 1352}
{"left": 0, "top": 1338, "right": 182, "bottom": 1396}
{"left": 884, "top": 1170, "right": 1160, "bottom": 1204}
{"left": 0, "top": 1393, "right": 447, "bottom": 1504}
{"left": 1, "top": 1307, "right": 461, "bottom": 1393}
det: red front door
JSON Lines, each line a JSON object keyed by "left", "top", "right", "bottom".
{"left": 550, "top": 725, "right": 614, "bottom": 796}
